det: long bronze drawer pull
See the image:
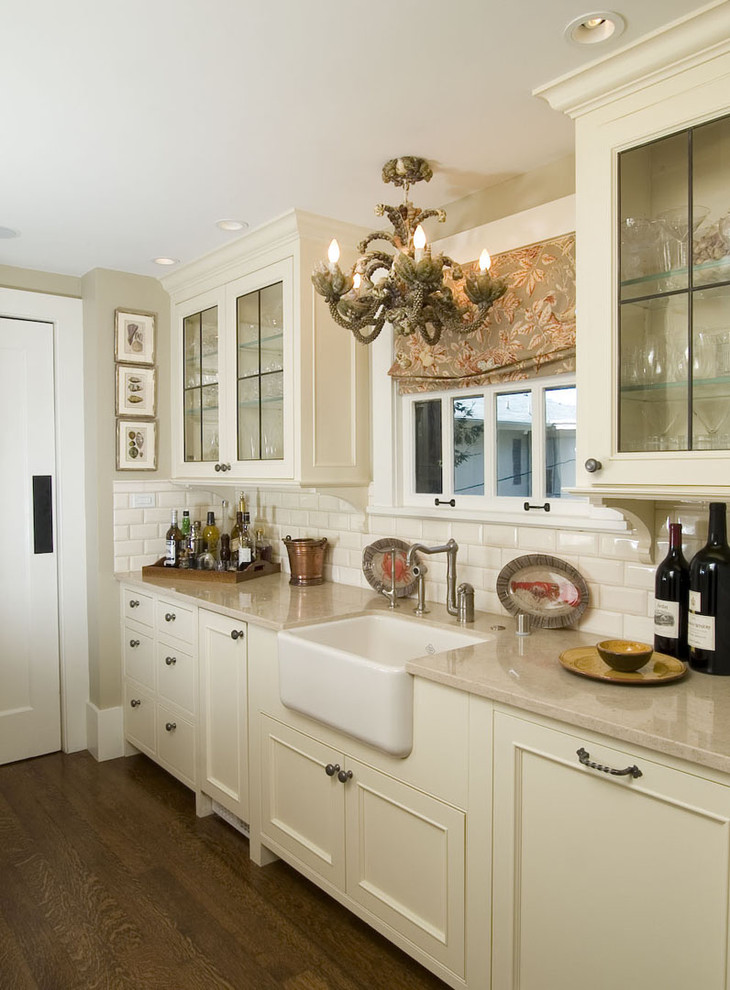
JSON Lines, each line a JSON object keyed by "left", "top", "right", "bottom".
{"left": 577, "top": 747, "right": 642, "bottom": 778}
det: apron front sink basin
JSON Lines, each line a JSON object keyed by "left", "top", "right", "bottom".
{"left": 277, "top": 613, "right": 490, "bottom": 757}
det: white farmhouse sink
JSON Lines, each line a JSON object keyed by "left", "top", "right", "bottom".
{"left": 277, "top": 613, "right": 490, "bottom": 757}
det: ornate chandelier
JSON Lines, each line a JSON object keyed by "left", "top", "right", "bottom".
{"left": 312, "top": 156, "right": 507, "bottom": 346}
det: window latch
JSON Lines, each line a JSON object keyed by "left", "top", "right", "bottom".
{"left": 434, "top": 498, "right": 456, "bottom": 507}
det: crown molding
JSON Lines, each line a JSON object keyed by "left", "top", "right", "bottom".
{"left": 534, "top": 0, "right": 730, "bottom": 118}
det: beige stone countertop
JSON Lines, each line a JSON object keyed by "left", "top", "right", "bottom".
{"left": 118, "top": 571, "right": 730, "bottom": 777}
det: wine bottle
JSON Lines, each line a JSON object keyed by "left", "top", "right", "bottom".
{"left": 180, "top": 510, "right": 191, "bottom": 540}
{"left": 237, "top": 512, "right": 255, "bottom": 570}
{"left": 164, "top": 509, "right": 183, "bottom": 567}
{"left": 654, "top": 522, "right": 689, "bottom": 660}
{"left": 688, "top": 502, "right": 730, "bottom": 674}
{"left": 230, "top": 511, "right": 243, "bottom": 559}
{"left": 202, "top": 511, "right": 220, "bottom": 559}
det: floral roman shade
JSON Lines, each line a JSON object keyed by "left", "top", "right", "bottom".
{"left": 389, "top": 232, "right": 576, "bottom": 393}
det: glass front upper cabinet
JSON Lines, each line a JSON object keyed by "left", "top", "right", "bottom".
{"left": 618, "top": 113, "right": 730, "bottom": 452}
{"left": 236, "top": 281, "right": 284, "bottom": 461}
{"left": 183, "top": 305, "right": 219, "bottom": 462}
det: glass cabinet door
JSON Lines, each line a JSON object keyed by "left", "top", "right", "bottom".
{"left": 183, "top": 305, "right": 219, "bottom": 462}
{"left": 618, "top": 114, "right": 730, "bottom": 452}
{"left": 236, "top": 282, "right": 284, "bottom": 461}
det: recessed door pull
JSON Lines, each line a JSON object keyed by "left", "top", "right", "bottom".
{"left": 434, "top": 498, "right": 456, "bottom": 507}
{"left": 523, "top": 502, "right": 550, "bottom": 512}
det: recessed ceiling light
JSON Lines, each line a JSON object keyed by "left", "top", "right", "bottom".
{"left": 0, "top": 226, "right": 20, "bottom": 239}
{"left": 564, "top": 10, "right": 625, "bottom": 45}
{"left": 216, "top": 219, "right": 248, "bottom": 231}
{"left": 153, "top": 257, "right": 179, "bottom": 266}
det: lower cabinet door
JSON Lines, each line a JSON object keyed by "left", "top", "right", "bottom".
{"left": 124, "top": 681, "right": 155, "bottom": 757}
{"left": 156, "top": 704, "right": 195, "bottom": 788}
{"left": 260, "top": 715, "right": 346, "bottom": 889}
{"left": 198, "top": 609, "right": 249, "bottom": 821}
{"left": 344, "top": 758, "right": 466, "bottom": 978}
{"left": 492, "top": 710, "right": 730, "bottom": 990}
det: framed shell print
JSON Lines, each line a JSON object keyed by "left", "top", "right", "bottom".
{"left": 115, "top": 309, "right": 156, "bottom": 365}
{"left": 117, "top": 419, "right": 158, "bottom": 470}
{"left": 116, "top": 364, "right": 156, "bottom": 417}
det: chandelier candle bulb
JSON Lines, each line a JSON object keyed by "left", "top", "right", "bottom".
{"left": 327, "top": 238, "right": 340, "bottom": 271}
{"left": 479, "top": 248, "right": 491, "bottom": 271}
{"left": 413, "top": 224, "right": 427, "bottom": 262}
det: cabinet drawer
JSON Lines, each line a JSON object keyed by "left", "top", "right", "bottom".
{"left": 156, "top": 705, "right": 196, "bottom": 786}
{"left": 157, "top": 642, "right": 196, "bottom": 715}
{"left": 123, "top": 626, "right": 154, "bottom": 689}
{"left": 123, "top": 588, "right": 153, "bottom": 627}
{"left": 124, "top": 682, "right": 155, "bottom": 754}
{"left": 156, "top": 598, "right": 195, "bottom": 644}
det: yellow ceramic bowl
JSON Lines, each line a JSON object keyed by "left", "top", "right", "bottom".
{"left": 596, "top": 639, "right": 653, "bottom": 673}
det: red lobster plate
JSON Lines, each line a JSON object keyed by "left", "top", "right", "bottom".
{"left": 496, "top": 554, "right": 589, "bottom": 628}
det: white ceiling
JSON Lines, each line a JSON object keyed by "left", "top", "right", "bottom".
{"left": 0, "top": 0, "right": 711, "bottom": 277}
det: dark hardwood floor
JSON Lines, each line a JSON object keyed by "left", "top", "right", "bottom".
{"left": 0, "top": 751, "right": 450, "bottom": 990}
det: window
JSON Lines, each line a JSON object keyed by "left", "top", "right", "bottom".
{"left": 406, "top": 376, "right": 578, "bottom": 513}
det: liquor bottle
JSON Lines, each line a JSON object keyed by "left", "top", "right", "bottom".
{"left": 237, "top": 512, "right": 255, "bottom": 570}
{"left": 255, "top": 528, "right": 272, "bottom": 562}
{"left": 654, "top": 522, "right": 689, "bottom": 660}
{"left": 181, "top": 510, "right": 191, "bottom": 541}
{"left": 230, "top": 511, "right": 243, "bottom": 559}
{"left": 219, "top": 533, "right": 231, "bottom": 571}
{"left": 688, "top": 502, "right": 730, "bottom": 674}
{"left": 238, "top": 491, "right": 247, "bottom": 516}
{"left": 202, "top": 511, "right": 220, "bottom": 559}
{"left": 164, "top": 510, "right": 183, "bottom": 567}
{"left": 190, "top": 519, "right": 203, "bottom": 568}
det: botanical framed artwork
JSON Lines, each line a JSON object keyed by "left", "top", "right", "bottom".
{"left": 116, "top": 364, "right": 156, "bottom": 417}
{"left": 117, "top": 419, "right": 158, "bottom": 470}
{"left": 115, "top": 309, "right": 156, "bottom": 365}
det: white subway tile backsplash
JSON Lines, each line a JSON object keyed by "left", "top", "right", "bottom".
{"left": 623, "top": 614, "right": 654, "bottom": 643}
{"left": 577, "top": 557, "right": 624, "bottom": 586}
{"left": 518, "top": 527, "right": 556, "bottom": 552}
{"left": 115, "top": 509, "right": 145, "bottom": 526}
{"left": 144, "top": 508, "right": 174, "bottom": 525}
{"left": 451, "top": 522, "right": 482, "bottom": 545}
{"left": 598, "top": 586, "right": 648, "bottom": 616}
{"left": 556, "top": 531, "right": 599, "bottom": 556}
{"left": 113, "top": 493, "right": 129, "bottom": 510}
{"left": 576, "top": 608, "right": 623, "bottom": 638}
{"left": 598, "top": 535, "right": 643, "bottom": 561}
{"left": 421, "top": 519, "right": 451, "bottom": 542}
{"left": 129, "top": 552, "right": 159, "bottom": 570}
{"left": 483, "top": 525, "right": 518, "bottom": 548}
{"left": 625, "top": 564, "right": 656, "bottom": 590}
{"left": 467, "top": 545, "right": 502, "bottom": 569}
{"left": 130, "top": 523, "right": 162, "bottom": 541}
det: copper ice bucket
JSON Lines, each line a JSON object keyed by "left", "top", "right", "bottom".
{"left": 282, "top": 535, "right": 328, "bottom": 586}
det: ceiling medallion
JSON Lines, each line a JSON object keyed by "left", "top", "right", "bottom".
{"left": 312, "top": 156, "right": 507, "bottom": 346}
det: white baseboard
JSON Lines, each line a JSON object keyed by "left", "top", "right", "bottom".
{"left": 86, "top": 702, "right": 125, "bottom": 761}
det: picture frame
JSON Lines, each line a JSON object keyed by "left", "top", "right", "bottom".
{"left": 115, "top": 308, "right": 156, "bottom": 365}
{"left": 116, "top": 419, "right": 158, "bottom": 471}
{"left": 115, "top": 364, "right": 156, "bottom": 417}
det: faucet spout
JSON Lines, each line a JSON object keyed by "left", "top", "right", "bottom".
{"left": 407, "top": 539, "right": 460, "bottom": 616}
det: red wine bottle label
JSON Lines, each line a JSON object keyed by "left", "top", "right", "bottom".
{"left": 653, "top": 599, "right": 679, "bottom": 639}
{"left": 688, "top": 611, "right": 715, "bottom": 651}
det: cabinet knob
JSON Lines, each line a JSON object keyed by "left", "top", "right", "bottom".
{"left": 584, "top": 458, "right": 602, "bottom": 473}
{"left": 164, "top": 612, "right": 176, "bottom": 622}
{"left": 130, "top": 699, "right": 141, "bottom": 708}
{"left": 337, "top": 769, "right": 353, "bottom": 784}
{"left": 165, "top": 722, "right": 177, "bottom": 732}
{"left": 165, "top": 656, "right": 177, "bottom": 666}
{"left": 325, "top": 763, "right": 340, "bottom": 777}
{"left": 129, "top": 639, "right": 140, "bottom": 648}
{"left": 129, "top": 599, "right": 140, "bottom": 608}
{"left": 230, "top": 629, "right": 244, "bottom": 640}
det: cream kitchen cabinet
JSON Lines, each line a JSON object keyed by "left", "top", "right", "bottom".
{"left": 259, "top": 715, "right": 467, "bottom": 984}
{"left": 165, "top": 209, "right": 370, "bottom": 490}
{"left": 197, "top": 607, "right": 249, "bottom": 824}
{"left": 538, "top": 6, "right": 730, "bottom": 497}
{"left": 121, "top": 585, "right": 198, "bottom": 790}
{"left": 492, "top": 709, "right": 730, "bottom": 990}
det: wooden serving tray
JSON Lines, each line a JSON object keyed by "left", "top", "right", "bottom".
{"left": 142, "top": 557, "right": 280, "bottom": 584}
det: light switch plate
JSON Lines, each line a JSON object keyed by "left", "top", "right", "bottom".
{"left": 130, "top": 493, "right": 155, "bottom": 508}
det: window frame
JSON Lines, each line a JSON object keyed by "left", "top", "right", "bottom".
{"left": 401, "top": 373, "right": 584, "bottom": 518}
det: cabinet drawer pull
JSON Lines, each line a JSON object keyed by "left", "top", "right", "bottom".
{"left": 165, "top": 722, "right": 177, "bottom": 732}
{"left": 129, "top": 639, "right": 140, "bottom": 648}
{"left": 165, "top": 656, "right": 177, "bottom": 666}
{"left": 325, "top": 763, "right": 340, "bottom": 776}
{"left": 577, "top": 747, "right": 642, "bottom": 779}
{"left": 164, "top": 612, "right": 176, "bottom": 622}
{"left": 129, "top": 599, "right": 140, "bottom": 608}
{"left": 130, "top": 699, "right": 141, "bottom": 708}
{"left": 230, "top": 629, "right": 244, "bottom": 640}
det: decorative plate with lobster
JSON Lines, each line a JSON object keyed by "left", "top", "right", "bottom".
{"left": 496, "top": 554, "right": 589, "bottom": 628}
